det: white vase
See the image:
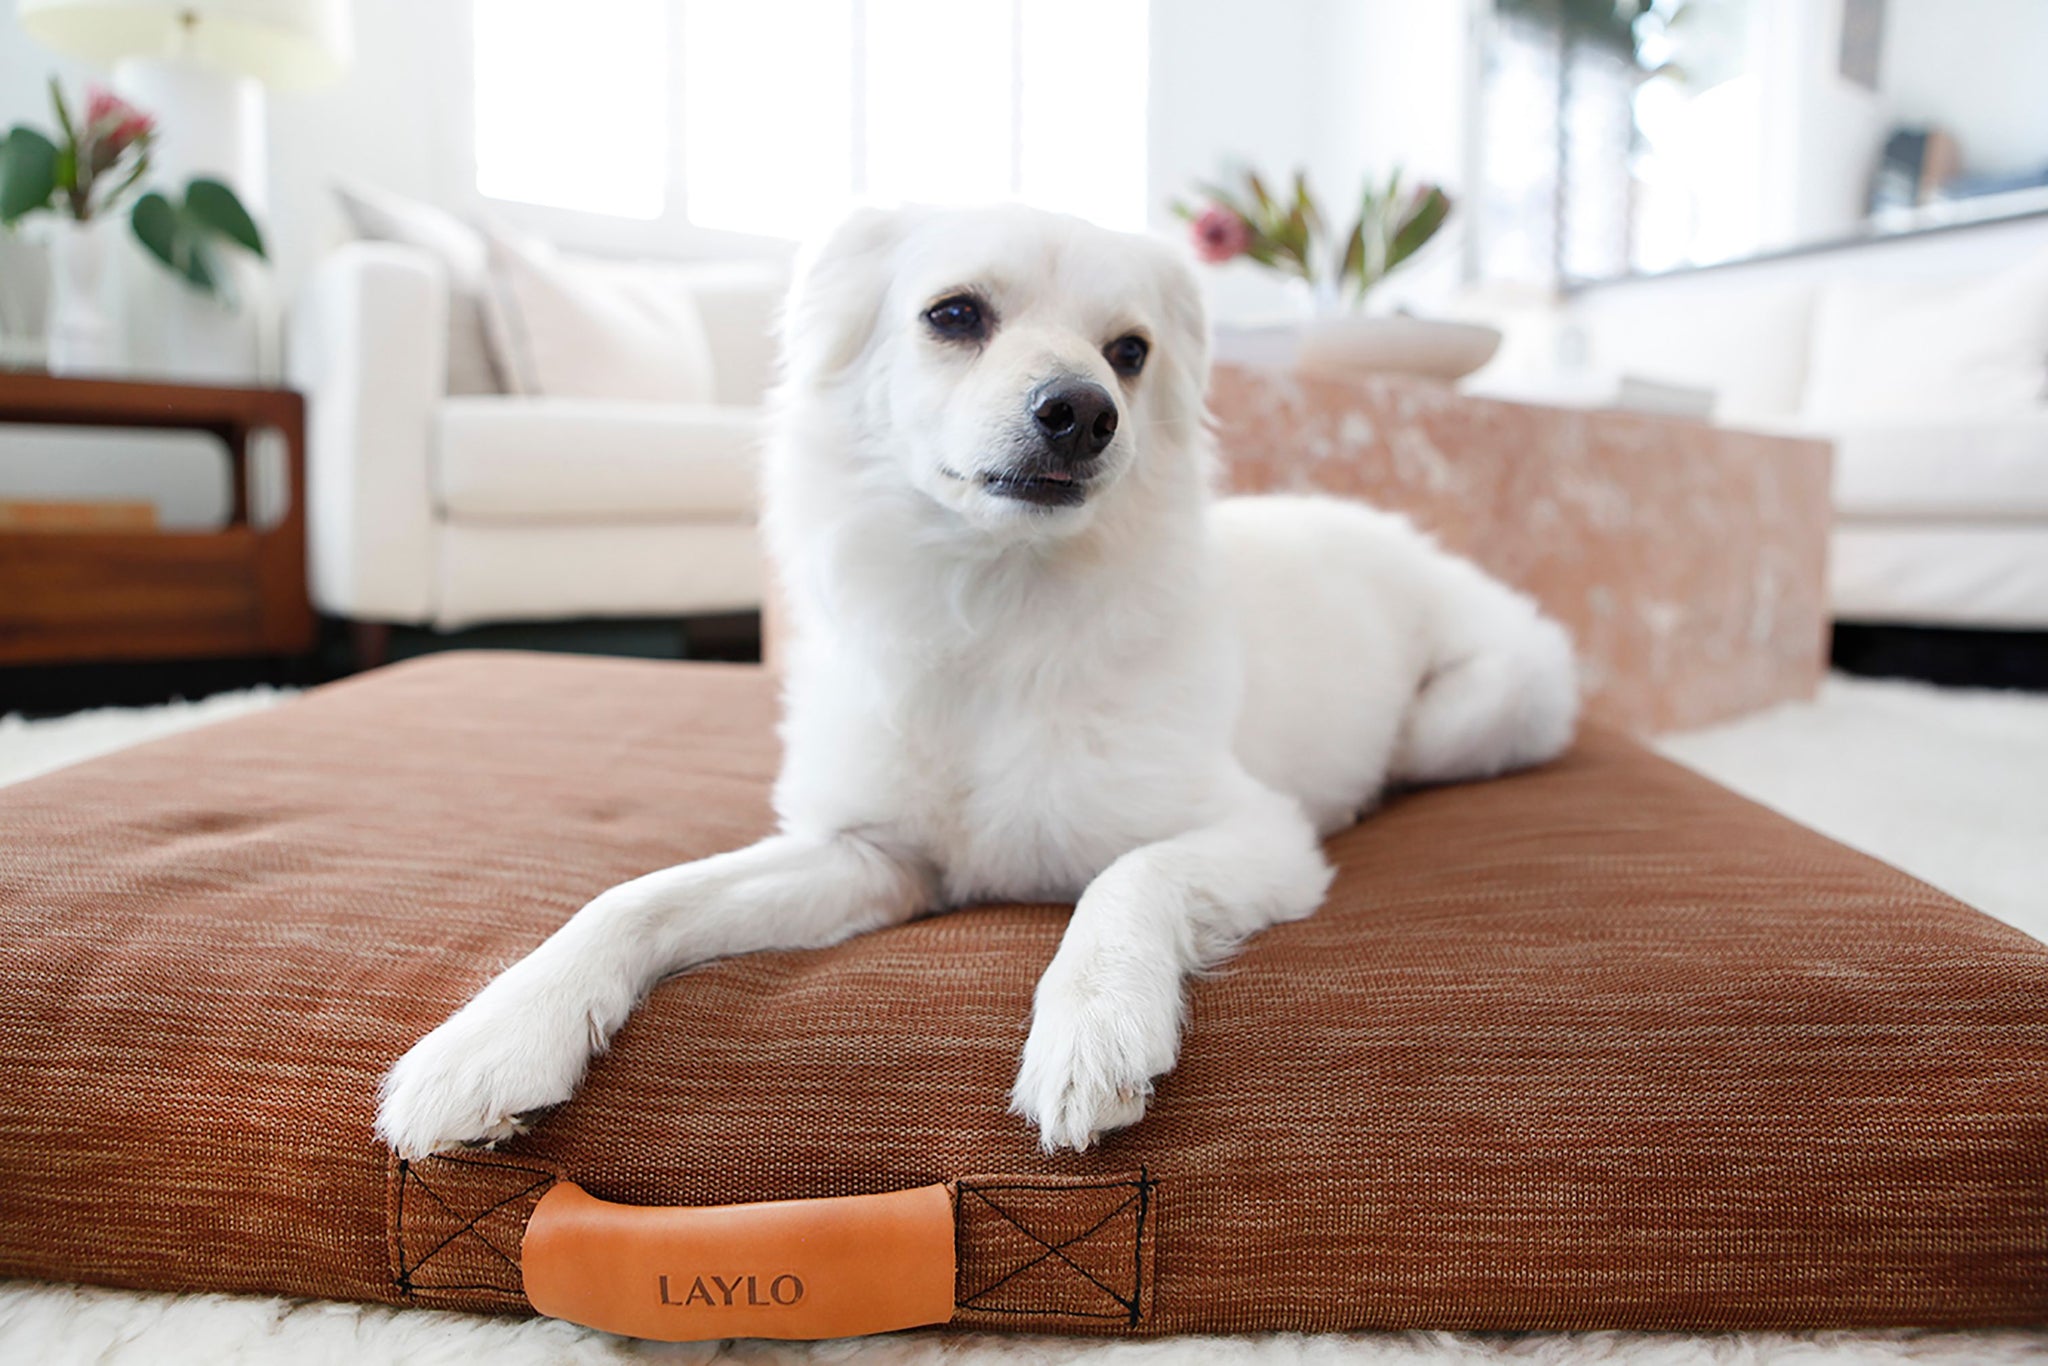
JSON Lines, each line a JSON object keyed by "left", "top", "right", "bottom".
{"left": 1295, "top": 276, "right": 1348, "bottom": 319}
{"left": 1298, "top": 313, "right": 1505, "bottom": 383}
{"left": 45, "top": 217, "right": 123, "bottom": 376}
{"left": 124, "top": 250, "right": 265, "bottom": 384}
{"left": 0, "top": 233, "right": 49, "bottom": 369}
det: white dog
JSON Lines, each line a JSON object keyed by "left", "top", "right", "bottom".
{"left": 376, "top": 205, "right": 1578, "bottom": 1158}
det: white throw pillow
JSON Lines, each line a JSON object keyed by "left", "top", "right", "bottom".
{"left": 333, "top": 182, "right": 503, "bottom": 396}
{"left": 1802, "top": 248, "right": 2048, "bottom": 427}
{"left": 480, "top": 230, "right": 718, "bottom": 406}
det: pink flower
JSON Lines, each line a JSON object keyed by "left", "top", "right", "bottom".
{"left": 84, "top": 85, "right": 154, "bottom": 160}
{"left": 1190, "top": 204, "right": 1250, "bottom": 264}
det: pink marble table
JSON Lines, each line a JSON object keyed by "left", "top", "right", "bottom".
{"left": 1209, "top": 365, "right": 1834, "bottom": 733}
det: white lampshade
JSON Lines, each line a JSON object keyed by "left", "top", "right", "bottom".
{"left": 18, "top": 0, "right": 351, "bottom": 90}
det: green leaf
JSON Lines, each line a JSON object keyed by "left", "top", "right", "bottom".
{"left": 1339, "top": 219, "right": 1365, "bottom": 288}
{"left": 1293, "top": 169, "right": 1324, "bottom": 244}
{"left": 48, "top": 78, "right": 76, "bottom": 151}
{"left": 0, "top": 127, "right": 59, "bottom": 223}
{"left": 1193, "top": 180, "right": 1251, "bottom": 223}
{"left": 131, "top": 190, "right": 179, "bottom": 269}
{"left": 1283, "top": 202, "right": 1309, "bottom": 259}
{"left": 1386, "top": 186, "right": 1452, "bottom": 273}
{"left": 1244, "top": 169, "right": 1274, "bottom": 216}
{"left": 131, "top": 191, "right": 235, "bottom": 301}
{"left": 182, "top": 177, "right": 265, "bottom": 257}
{"left": 90, "top": 147, "right": 151, "bottom": 217}
{"left": 182, "top": 236, "right": 225, "bottom": 297}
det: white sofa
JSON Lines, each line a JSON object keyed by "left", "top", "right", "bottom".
{"left": 286, "top": 241, "right": 784, "bottom": 638}
{"left": 1826, "top": 417, "right": 2048, "bottom": 627}
{"left": 1532, "top": 220, "right": 2048, "bottom": 630}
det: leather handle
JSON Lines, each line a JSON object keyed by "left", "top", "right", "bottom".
{"left": 521, "top": 1181, "right": 957, "bottom": 1342}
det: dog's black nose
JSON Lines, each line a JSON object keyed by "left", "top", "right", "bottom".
{"left": 1031, "top": 381, "right": 1118, "bottom": 462}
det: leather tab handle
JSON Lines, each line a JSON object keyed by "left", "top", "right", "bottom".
{"left": 521, "top": 1181, "right": 956, "bottom": 1342}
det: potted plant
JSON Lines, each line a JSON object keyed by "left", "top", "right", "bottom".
{"left": 0, "top": 79, "right": 266, "bottom": 374}
{"left": 1175, "top": 167, "right": 1501, "bottom": 381}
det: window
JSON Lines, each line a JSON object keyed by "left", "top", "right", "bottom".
{"left": 1474, "top": 6, "right": 1642, "bottom": 286}
{"left": 1013, "top": 0, "right": 1151, "bottom": 234}
{"left": 472, "top": 0, "right": 670, "bottom": 221}
{"left": 679, "top": 0, "right": 855, "bottom": 239}
{"left": 475, "top": 0, "right": 1148, "bottom": 239}
{"left": 1474, "top": 0, "right": 1772, "bottom": 283}
{"left": 684, "top": 0, "right": 1149, "bottom": 237}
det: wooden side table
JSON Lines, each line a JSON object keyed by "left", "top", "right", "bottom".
{"left": 0, "top": 372, "right": 316, "bottom": 666}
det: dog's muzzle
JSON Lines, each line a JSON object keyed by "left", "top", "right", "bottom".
{"left": 983, "top": 381, "right": 1119, "bottom": 508}
{"left": 983, "top": 467, "right": 1089, "bottom": 508}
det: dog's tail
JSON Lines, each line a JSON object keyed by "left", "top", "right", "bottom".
{"left": 1389, "top": 564, "right": 1579, "bottom": 787}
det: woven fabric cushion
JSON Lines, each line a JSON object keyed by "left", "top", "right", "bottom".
{"left": 2, "top": 652, "right": 2045, "bottom": 1335}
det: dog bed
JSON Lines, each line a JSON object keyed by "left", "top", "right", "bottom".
{"left": 1, "top": 651, "right": 2044, "bottom": 1339}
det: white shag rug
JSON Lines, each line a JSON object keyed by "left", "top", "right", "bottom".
{"left": 2, "top": 675, "right": 2045, "bottom": 1366}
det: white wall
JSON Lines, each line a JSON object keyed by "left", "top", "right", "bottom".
{"left": 1753, "top": 0, "right": 1888, "bottom": 254}
{"left": 1883, "top": 0, "right": 2048, "bottom": 179}
{"left": 260, "top": 1, "right": 467, "bottom": 291}
{"left": 1143, "top": 0, "right": 1477, "bottom": 323}
{"left": 0, "top": 2, "right": 94, "bottom": 130}
{"left": 1145, "top": 0, "right": 1321, "bottom": 322}
{"left": 1306, "top": 0, "right": 1475, "bottom": 314}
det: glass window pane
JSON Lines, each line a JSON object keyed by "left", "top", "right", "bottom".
{"left": 1018, "top": 0, "right": 1148, "bottom": 229}
{"left": 473, "top": 0, "right": 669, "bottom": 221}
{"left": 683, "top": 0, "right": 856, "bottom": 238}
{"left": 863, "top": 0, "right": 1014, "bottom": 207}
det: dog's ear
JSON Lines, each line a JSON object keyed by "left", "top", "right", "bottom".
{"left": 1149, "top": 240, "right": 1213, "bottom": 437}
{"left": 779, "top": 207, "right": 917, "bottom": 387}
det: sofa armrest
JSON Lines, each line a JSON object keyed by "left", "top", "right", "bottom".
{"left": 285, "top": 241, "right": 448, "bottom": 624}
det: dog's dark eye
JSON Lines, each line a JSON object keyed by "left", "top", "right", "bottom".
{"left": 1105, "top": 334, "right": 1149, "bottom": 377}
{"left": 924, "top": 294, "right": 989, "bottom": 342}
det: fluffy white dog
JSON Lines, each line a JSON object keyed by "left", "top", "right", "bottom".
{"left": 377, "top": 205, "right": 1578, "bottom": 1158}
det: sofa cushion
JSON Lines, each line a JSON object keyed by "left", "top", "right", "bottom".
{"left": 434, "top": 522, "right": 762, "bottom": 628}
{"left": 1803, "top": 248, "right": 2048, "bottom": 426}
{"left": 1, "top": 652, "right": 2045, "bottom": 1336}
{"left": 482, "top": 229, "right": 718, "bottom": 406}
{"left": 570, "top": 257, "right": 788, "bottom": 408}
{"left": 433, "top": 397, "right": 760, "bottom": 523}
{"left": 1832, "top": 415, "right": 2048, "bottom": 521}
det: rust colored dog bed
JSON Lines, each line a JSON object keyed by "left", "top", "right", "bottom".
{"left": 1, "top": 651, "right": 2045, "bottom": 1337}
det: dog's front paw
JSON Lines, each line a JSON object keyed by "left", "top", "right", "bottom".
{"left": 1010, "top": 958, "right": 1181, "bottom": 1154}
{"left": 375, "top": 990, "right": 593, "bottom": 1160}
